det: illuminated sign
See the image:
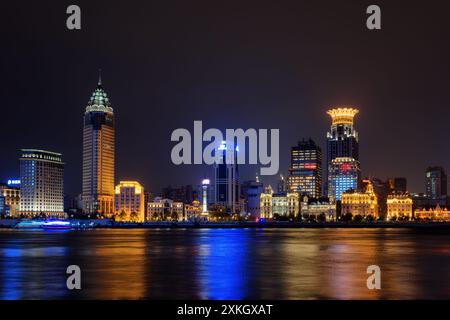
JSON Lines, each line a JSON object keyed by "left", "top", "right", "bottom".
{"left": 7, "top": 179, "right": 21, "bottom": 186}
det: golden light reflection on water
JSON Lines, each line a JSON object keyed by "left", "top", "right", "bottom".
{"left": 0, "top": 228, "right": 449, "bottom": 299}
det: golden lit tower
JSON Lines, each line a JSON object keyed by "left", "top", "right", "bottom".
{"left": 326, "top": 108, "right": 360, "bottom": 199}
{"left": 82, "top": 73, "right": 115, "bottom": 216}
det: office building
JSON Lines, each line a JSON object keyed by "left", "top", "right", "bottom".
{"left": 387, "top": 193, "right": 413, "bottom": 220}
{"left": 425, "top": 166, "right": 447, "bottom": 199}
{"left": 214, "top": 141, "right": 240, "bottom": 214}
{"left": 82, "top": 75, "right": 115, "bottom": 216}
{"left": 287, "top": 138, "right": 322, "bottom": 198}
{"left": 19, "top": 149, "right": 64, "bottom": 217}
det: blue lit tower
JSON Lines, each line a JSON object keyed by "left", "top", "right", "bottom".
{"left": 214, "top": 141, "right": 240, "bottom": 214}
{"left": 326, "top": 108, "right": 361, "bottom": 200}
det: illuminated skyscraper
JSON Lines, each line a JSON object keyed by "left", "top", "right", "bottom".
{"left": 326, "top": 108, "right": 360, "bottom": 198}
{"left": 425, "top": 166, "right": 447, "bottom": 199}
{"left": 214, "top": 141, "right": 240, "bottom": 213}
{"left": 19, "top": 149, "right": 64, "bottom": 217}
{"left": 82, "top": 74, "right": 115, "bottom": 216}
{"left": 287, "top": 138, "right": 322, "bottom": 198}
{"left": 328, "top": 157, "right": 360, "bottom": 202}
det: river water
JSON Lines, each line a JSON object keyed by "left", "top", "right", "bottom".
{"left": 0, "top": 228, "right": 449, "bottom": 299}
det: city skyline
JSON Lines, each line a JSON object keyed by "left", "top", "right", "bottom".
{"left": 1, "top": 1, "right": 449, "bottom": 197}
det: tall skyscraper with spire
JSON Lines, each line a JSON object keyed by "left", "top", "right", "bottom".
{"left": 82, "top": 72, "right": 115, "bottom": 216}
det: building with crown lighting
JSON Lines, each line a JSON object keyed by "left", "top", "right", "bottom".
{"left": 19, "top": 149, "right": 64, "bottom": 217}
{"left": 114, "top": 181, "right": 145, "bottom": 222}
{"left": 287, "top": 138, "right": 322, "bottom": 198}
{"left": 82, "top": 75, "right": 115, "bottom": 216}
{"left": 260, "top": 186, "right": 300, "bottom": 219}
{"left": 387, "top": 193, "right": 413, "bottom": 220}
{"left": 328, "top": 157, "right": 360, "bottom": 202}
{"left": 214, "top": 141, "right": 240, "bottom": 214}
{"left": 341, "top": 180, "right": 378, "bottom": 218}
{"left": 326, "top": 108, "right": 360, "bottom": 198}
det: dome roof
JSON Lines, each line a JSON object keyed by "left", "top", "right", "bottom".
{"left": 85, "top": 76, "right": 113, "bottom": 114}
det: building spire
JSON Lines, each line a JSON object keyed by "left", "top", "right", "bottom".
{"left": 98, "top": 68, "right": 102, "bottom": 86}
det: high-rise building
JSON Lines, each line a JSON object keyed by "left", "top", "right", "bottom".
{"left": 114, "top": 181, "right": 145, "bottom": 222}
{"left": 287, "top": 138, "right": 322, "bottom": 198}
{"left": 326, "top": 108, "right": 360, "bottom": 196}
{"left": 214, "top": 141, "right": 240, "bottom": 213}
{"left": 425, "top": 166, "right": 447, "bottom": 199}
{"left": 328, "top": 157, "right": 360, "bottom": 202}
{"left": 82, "top": 75, "right": 115, "bottom": 216}
{"left": 19, "top": 149, "right": 64, "bottom": 217}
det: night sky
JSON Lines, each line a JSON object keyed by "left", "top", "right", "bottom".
{"left": 1, "top": 0, "right": 449, "bottom": 197}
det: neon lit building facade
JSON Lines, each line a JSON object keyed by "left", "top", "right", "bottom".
{"left": 341, "top": 180, "right": 378, "bottom": 218}
{"left": 259, "top": 186, "right": 300, "bottom": 219}
{"left": 82, "top": 76, "right": 115, "bottom": 216}
{"left": 287, "top": 138, "right": 322, "bottom": 198}
{"left": 387, "top": 193, "right": 413, "bottom": 220}
{"left": 328, "top": 157, "right": 360, "bottom": 202}
{"left": 214, "top": 141, "right": 240, "bottom": 214}
{"left": 326, "top": 108, "right": 360, "bottom": 198}
{"left": 19, "top": 149, "right": 64, "bottom": 217}
{"left": 114, "top": 181, "right": 145, "bottom": 222}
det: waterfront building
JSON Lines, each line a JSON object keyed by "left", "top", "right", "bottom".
{"left": 19, "top": 149, "right": 64, "bottom": 217}
{"left": 214, "top": 141, "right": 240, "bottom": 214}
{"left": 387, "top": 193, "right": 413, "bottom": 220}
{"left": 287, "top": 138, "right": 322, "bottom": 198}
{"left": 328, "top": 157, "right": 360, "bottom": 202}
{"left": 300, "top": 195, "right": 336, "bottom": 221}
{"left": 147, "top": 197, "right": 184, "bottom": 221}
{"left": 414, "top": 204, "right": 450, "bottom": 222}
{"left": 0, "top": 183, "right": 20, "bottom": 216}
{"left": 259, "top": 187, "right": 300, "bottom": 219}
{"left": 425, "top": 166, "right": 447, "bottom": 199}
{"left": 326, "top": 108, "right": 360, "bottom": 196}
{"left": 185, "top": 200, "right": 202, "bottom": 221}
{"left": 114, "top": 181, "right": 145, "bottom": 222}
{"left": 241, "top": 178, "right": 264, "bottom": 217}
{"left": 342, "top": 180, "right": 378, "bottom": 218}
{"left": 82, "top": 75, "right": 115, "bottom": 216}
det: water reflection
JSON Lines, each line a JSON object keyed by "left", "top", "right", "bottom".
{"left": 0, "top": 228, "right": 449, "bottom": 299}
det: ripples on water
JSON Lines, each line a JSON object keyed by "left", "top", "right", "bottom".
{"left": 0, "top": 228, "right": 449, "bottom": 299}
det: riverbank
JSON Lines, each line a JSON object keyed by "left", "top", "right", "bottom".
{"left": 1, "top": 219, "right": 450, "bottom": 229}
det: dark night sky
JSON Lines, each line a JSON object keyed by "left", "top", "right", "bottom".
{"left": 1, "top": 0, "right": 449, "bottom": 196}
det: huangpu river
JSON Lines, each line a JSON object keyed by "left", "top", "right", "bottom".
{"left": 0, "top": 228, "right": 449, "bottom": 299}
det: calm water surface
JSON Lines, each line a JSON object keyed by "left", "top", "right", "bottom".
{"left": 0, "top": 228, "right": 449, "bottom": 299}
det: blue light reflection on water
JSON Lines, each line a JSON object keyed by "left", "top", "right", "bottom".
{"left": 195, "top": 229, "right": 251, "bottom": 299}
{"left": 0, "top": 232, "right": 70, "bottom": 300}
